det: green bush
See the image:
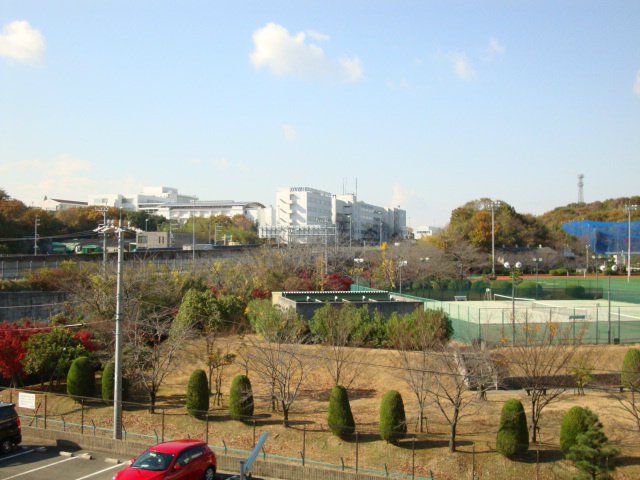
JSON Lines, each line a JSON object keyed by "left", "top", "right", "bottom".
{"left": 328, "top": 385, "right": 356, "bottom": 439}
{"left": 550, "top": 268, "right": 568, "bottom": 276}
{"left": 67, "top": 356, "right": 95, "bottom": 400}
{"left": 379, "top": 390, "right": 406, "bottom": 444}
{"left": 496, "top": 399, "right": 529, "bottom": 457}
{"left": 515, "top": 281, "right": 544, "bottom": 298}
{"left": 229, "top": 375, "right": 254, "bottom": 420}
{"left": 101, "top": 362, "right": 129, "bottom": 402}
{"left": 566, "top": 284, "right": 586, "bottom": 299}
{"left": 560, "top": 406, "right": 589, "bottom": 456}
{"left": 621, "top": 348, "right": 640, "bottom": 390}
{"left": 186, "top": 369, "right": 209, "bottom": 417}
{"left": 470, "top": 280, "right": 490, "bottom": 292}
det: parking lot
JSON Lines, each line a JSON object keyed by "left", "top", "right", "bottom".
{"left": 0, "top": 443, "right": 256, "bottom": 480}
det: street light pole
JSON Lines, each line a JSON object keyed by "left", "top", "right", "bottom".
{"left": 33, "top": 216, "right": 40, "bottom": 256}
{"left": 602, "top": 263, "right": 619, "bottom": 344}
{"left": 354, "top": 258, "right": 364, "bottom": 289}
{"left": 191, "top": 201, "right": 196, "bottom": 274}
{"left": 113, "top": 220, "right": 124, "bottom": 439}
{"left": 532, "top": 257, "right": 541, "bottom": 299}
{"left": 398, "top": 260, "right": 407, "bottom": 295}
{"left": 485, "top": 201, "right": 501, "bottom": 276}
{"left": 420, "top": 257, "right": 429, "bottom": 298}
{"left": 624, "top": 204, "right": 637, "bottom": 283}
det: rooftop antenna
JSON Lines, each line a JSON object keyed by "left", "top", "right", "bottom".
{"left": 578, "top": 174, "right": 584, "bottom": 203}
{"left": 355, "top": 178, "right": 358, "bottom": 198}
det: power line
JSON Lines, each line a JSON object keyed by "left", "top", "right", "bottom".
{"left": 0, "top": 229, "right": 101, "bottom": 242}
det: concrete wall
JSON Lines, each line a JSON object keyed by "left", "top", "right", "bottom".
{"left": 23, "top": 426, "right": 384, "bottom": 480}
{"left": 0, "top": 291, "right": 69, "bottom": 322}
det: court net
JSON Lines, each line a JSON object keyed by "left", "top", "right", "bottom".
{"left": 493, "top": 293, "right": 590, "bottom": 318}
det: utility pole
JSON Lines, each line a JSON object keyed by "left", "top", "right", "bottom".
{"left": 33, "top": 216, "right": 40, "bottom": 255}
{"left": 486, "top": 200, "right": 501, "bottom": 276}
{"left": 95, "top": 208, "right": 108, "bottom": 274}
{"left": 114, "top": 220, "right": 124, "bottom": 439}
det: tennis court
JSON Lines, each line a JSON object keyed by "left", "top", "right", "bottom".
{"left": 424, "top": 295, "right": 640, "bottom": 345}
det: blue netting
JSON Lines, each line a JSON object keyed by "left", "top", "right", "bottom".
{"left": 562, "top": 220, "right": 640, "bottom": 255}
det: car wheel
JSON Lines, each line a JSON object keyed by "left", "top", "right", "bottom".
{"left": 1, "top": 439, "right": 13, "bottom": 454}
{"left": 203, "top": 465, "right": 215, "bottom": 480}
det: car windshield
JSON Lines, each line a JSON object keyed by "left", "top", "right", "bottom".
{"left": 131, "top": 450, "right": 175, "bottom": 471}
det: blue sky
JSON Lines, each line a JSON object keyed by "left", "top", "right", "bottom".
{"left": 1, "top": 1, "right": 639, "bottom": 227}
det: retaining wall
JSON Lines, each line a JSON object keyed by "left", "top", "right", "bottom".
{"left": 0, "top": 291, "right": 69, "bottom": 322}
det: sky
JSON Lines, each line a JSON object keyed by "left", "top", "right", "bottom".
{"left": 1, "top": 1, "right": 639, "bottom": 228}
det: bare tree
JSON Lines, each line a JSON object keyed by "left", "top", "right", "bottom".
{"left": 611, "top": 348, "right": 640, "bottom": 431}
{"left": 500, "top": 316, "right": 587, "bottom": 443}
{"left": 245, "top": 307, "right": 312, "bottom": 427}
{"left": 125, "top": 309, "right": 194, "bottom": 413}
{"left": 208, "top": 341, "right": 235, "bottom": 407}
{"left": 427, "top": 343, "right": 497, "bottom": 452}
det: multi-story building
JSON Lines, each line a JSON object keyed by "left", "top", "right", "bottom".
{"left": 261, "top": 186, "right": 406, "bottom": 244}
{"left": 40, "top": 197, "right": 88, "bottom": 212}
{"left": 156, "top": 200, "right": 272, "bottom": 226}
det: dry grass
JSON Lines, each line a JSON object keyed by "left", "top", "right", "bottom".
{"left": 5, "top": 337, "right": 640, "bottom": 480}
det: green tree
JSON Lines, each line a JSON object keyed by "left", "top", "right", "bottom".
{"left": 496, "top": 399, "right": 529, "bottom": 457}
{"left": 566, "top": 409, "right": 619, "bottom": 480}
{"left": 619, "top": 348, "right": 640, "bottom": 431}
{"left": 379, "top": 390, "right": 406, "bottom": 444}
{"left": 186, "top": 369, "right": 209, "bottom": 417}
{"left": 24, "top": 328, "right": 90, "bottom": 388}
{"left": 229, "top": 375, "right": 254, "bottom": 421}
{"left": 328, "top": 385, "right": 356, "bottom": 439}
{"left": 66, "top": 356, "right": 95, "bottom": 400}
{"left": 560, "top": 406, "right": 590, "bottom": 456}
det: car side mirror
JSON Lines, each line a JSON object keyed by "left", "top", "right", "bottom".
{"left": 173, "top": 464, "right": 182, "bottom": 470}
{"left": 130, "top": 458, "right": 136, "bottom": 464}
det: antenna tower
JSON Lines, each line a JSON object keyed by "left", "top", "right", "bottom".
{"left": 577, "top": 174, "right": 584, "bottom": 203}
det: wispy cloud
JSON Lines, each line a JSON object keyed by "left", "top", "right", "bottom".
{"left": 282, "top": 124, "right": 297, "bottom": 142}
{"left": 306, "top": 30, "right": 330, "bottom": 42}
{"left": 250, "top": 23, "right": 363, "bottom": 83}
{"left": 452, "top": 53, "right": 476, "bottom": 81}
{"left": 634, "top": 69, "right": 640, "bottom": 97}
{"left": 207, "top": 158, "right": 228, "bottom": 170}
{"left": 0, "top": 20, "right": 46, "bottom": 64}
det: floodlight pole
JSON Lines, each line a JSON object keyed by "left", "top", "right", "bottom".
{"left": 504, "top": 261, "right": 521, "bottom": 344}
{"left": 113, "top": 220, "right": 124, "bottom": 439}
{"left": 398, "top": 260, "right": 407, "bottom": 295}
{"left": 625, "top": 204, "right": 637, "bottom": 283}
{"left": 487, "top": 201, "right": 500, "bottom": 276}
{"left": 96, "top": 208, "right": 108, "bottom": 274}
{"left": 34, "top": 216, "right": 40, "bottom": 256}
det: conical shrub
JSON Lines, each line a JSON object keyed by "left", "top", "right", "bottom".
{"left": 496, "top": 398, "right": 529, "bottom": 457}
{"left": 379, "top": 390, "right": 406, "bottom": 444}
{"left": 328, "top": 385, "right": 355, "bottom": 439}
{"left": 560, "top": 406, "right": 589, "bottom": 456}
{"left": 229, "top": 375, "right": 254, "bottom": 421}
{"left": 101, "top": 361, "right": 129, "bottom": 402}
{"left": 621, "top": 348, "right": 640, "bottom": 389}
{"left": 186, "top": 369, "right": 209, "bottom": 417}
{"left": 67, "top": 356, "right": 95, "bottom": 400}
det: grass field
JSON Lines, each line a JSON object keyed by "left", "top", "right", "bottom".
{"left": 4, "top": 337, "right": 640, "bottom": 480}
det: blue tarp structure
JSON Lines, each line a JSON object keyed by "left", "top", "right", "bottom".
{"left": 563, "top": 220, "right": 640, "bottom": 255}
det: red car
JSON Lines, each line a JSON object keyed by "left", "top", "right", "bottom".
{"left": 113, "top": 439, "right": 217, "bottom": 480}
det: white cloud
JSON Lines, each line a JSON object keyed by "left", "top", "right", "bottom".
{"left": 250, "top": 23, "right": 363, "bottom": 82}
{"left": 0, "top": 20, "right": 46, "bottom": 63}
{"left": 0, "top": 154, "right": 91, "bottom": 176}
{"left": 306, "top": 30, "right": 330, "bottom": 42}
{"left": 386, "top": 79, "right": 409, "bottom": 90}
{"left": 487, "top": 38, "right": 505, "bottom": 55}
{"left": 634, "top": 69, "right": 640, "bottom": 96}
{"left": 282, "top": 124, "right": 297, "bottom": 142}
{"left": 452, "top": 53, "right": 476, "bottom": 81}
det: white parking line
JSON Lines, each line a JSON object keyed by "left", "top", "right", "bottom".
{"left": 73, "top": 462, "right": 128, "bottom": 480}
{"left": 0, "top": 456, "right": 78, "bottom": 480}
{"left": 0, "top": 450, "right": 34, "bottom": 462}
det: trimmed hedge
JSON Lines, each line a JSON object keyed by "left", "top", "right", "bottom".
{"left": 566, "top": 284, "right": 586, "bottom": 299}
{"left": 496, "top": 399, "right": 529, "bottom": 457}
{"left": 67, "top": 356, "right": 95, "bottom": 400}
{"left": 560, "top": 406, "right": 589, "bottom": 456}
{"left": 328, "top": 385, "right": 356, "bottom": 439}
{"left": 549, "top": 268, "right": 569, "bottom": 276}
{"left": 229, "top": 375, "right": 254, "bottom": 420}
{"left": 101, "top": 362, "right": 129, "bottom": 402}
{"left": 622, "top": 348, "right": 640, "bottom": 390}
{"left": 379, "top": 390, "right": 406, "bottom": 444}
{"left": 186, "top": 369, "right": 209, "bottom": 417}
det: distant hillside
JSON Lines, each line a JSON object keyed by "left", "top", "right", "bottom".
{"left": 539, "top": 196, "right": 640, "bottom": 225}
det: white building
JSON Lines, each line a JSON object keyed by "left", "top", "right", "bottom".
{"left": 40, "top": 197, "right": 88, "bottom": 212}
{"left": 88, "top": 186, "right": 198, "bottom": 211}
{"left": 262, "top": 186, "right": 406, "bottom": 244}
{"left": 414, "top": 225, "right": 442, "bottom": 240}
{"left": 156, "top": 200, "right": 272, "bottom": 226}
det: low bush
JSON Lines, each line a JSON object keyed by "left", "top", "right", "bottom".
{"left": 101, "top": 362, "right": 129, "bottom": 402}
{"left": 560, "top": 406, "right": 589, "bottom": 456}
{"left": 566, "top": 284, "right": 586, "bottom": 299}
{"left": 621, "top": 348, "right": 640, "bottom": 390}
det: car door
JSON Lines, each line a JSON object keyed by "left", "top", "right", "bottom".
{"left": 169, "top": 449, "right": 192, "bottom": 480}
